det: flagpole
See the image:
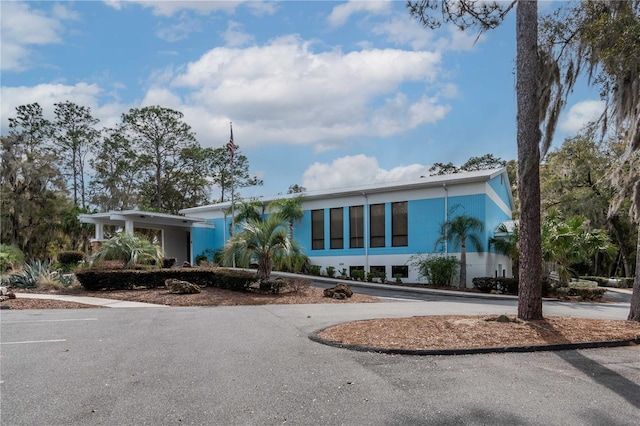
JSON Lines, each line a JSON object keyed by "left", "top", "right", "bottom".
{"left": 228, "top": 121, "right": 235, "bottom": 268}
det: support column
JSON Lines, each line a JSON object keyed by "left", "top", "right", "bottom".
{"left": 125, "top": 219, "right": 134, "bottom": 234}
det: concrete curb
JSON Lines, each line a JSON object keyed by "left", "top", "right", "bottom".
{"left": 272, "top": 271, "right": 559, "bottom": 301}
{"left": 308, "top": 328, "right": 640, "bottom": 356}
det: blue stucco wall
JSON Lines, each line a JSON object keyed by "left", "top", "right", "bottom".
{"left": 191, "top": 222, "right": 217, "bottom": 262}
{"left": 296, "top": 194, "right": 496, "bottom": 258}
{"left": 191, "top": 174, "right": 513, "bottom": 263}
{"left": 488, "top": 173, "right": 513, "bottom": 210}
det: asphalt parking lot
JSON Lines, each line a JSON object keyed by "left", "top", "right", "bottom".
{"left": 1, "top": 298, "right": 639, "bottom": 425}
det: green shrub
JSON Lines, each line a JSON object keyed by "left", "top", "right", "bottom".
{"left": 351, "top": 269, "right": 365, "bottom": 281}
{"left": 162, "top": 257, "right": 177, "bottom": 268}
{"left": 75, "top": 267, "right": 255, "bottom": 292}
{"left": 259, "top": 279, "right": 286, "bottom": 294}
{"left": 58, "top": 251, "right": 85, "bottom": 266}
{"left": 554, "top": 287, "right": 606, "bottom": 301}
{"left": 0, "top": 244, "right": 24, "bottom": 273}
{"left": 325, "top": 266, "right": 336, "bottom": 277}
{"left": 340, "top": 268, "right": 348, "bottom": 279}
{"left": 619, "top": 278, "right": 634, "bottom": 288}
{"left": 195, "top": 248, "right": 220, "bottom": 266}
{"left": 394, "top": 274, "right": 403, "bottom": 283}
{"left": 409, "top": 254, "right": 459, "bottom": 287}
{"left": 569, "top": 279, "right": 598, "bottom": 288}
{"left": 472, "top": 277, "right": 519, "bottom": 294}
{"left": 308, "top": 264, "right": 321, "bottom": 276}
{"left": 580, "top": 276, "right": 609, "bottom": 287}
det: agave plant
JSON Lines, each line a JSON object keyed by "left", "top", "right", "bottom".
{"left": 91, "top": 232, "right": 163, "bottom": 269}
{"left": 7, "top": 260, "right": 75, "bottom": 289}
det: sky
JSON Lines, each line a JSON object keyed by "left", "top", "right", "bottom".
{"left": 0, "top": 0, "right": 605, "bottom": 202}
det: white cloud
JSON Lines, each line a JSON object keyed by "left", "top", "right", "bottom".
{"left": 2, "top": 21, "right": 451, "bottom": 154}
{"left": 0, "top": 83, "right": 126, "bottom": 133}
{"left": 102, "top": 1, "right": 123, "bottom": 11}
{"left": 559, "top": 100, "right": 606, "bottom": 133}
{"left": 328, "top": 0, "right": 393, "bottom": 27}
{"left": 222, "top": 21, "right": 255, "bottom": 47}
{"left": 104, "top": 0, "right": 242, "bottom": 16}
{"left": 156, "top": 12, "right": 203, "bottom": 42}
{"left": 372, "top": 15, "right": 483, "bottom": 52}
{"left": 1, "top": 2, "right": 76, "bottom": 71}
{"left": 302, "top": 155, "right": 431, "bottom": 191}
{"left": 166, "top": 36, "right": 446, "bottom": 149}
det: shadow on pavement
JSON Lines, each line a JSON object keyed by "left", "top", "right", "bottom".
{"left": 555, "top": 349, "right": 640, "bottom": 409}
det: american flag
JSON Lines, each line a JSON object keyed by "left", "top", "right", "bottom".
{"left": 227, "top": 122, "right": 234, "bottom": 165}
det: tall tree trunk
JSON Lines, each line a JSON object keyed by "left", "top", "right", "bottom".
{"left": 459, "top": 241, "right": 467, "bottom": 288}
{"left": 516, "top": 0, "right": 543, "bottom": 320}
{"left": 628, "top": 227, "right": 640, "bottom": 321}
{"left": 609, "top": 214, "right": 632, "bottom": 277}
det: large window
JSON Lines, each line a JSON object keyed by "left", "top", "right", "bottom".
{"left": 349, "top": 205, "right": 364, "bottom": 248}
{"left": 330, "top": 208, "right": 343, "bottom": 249}
{"left": 370, "top": 265, "right": 386, "bottom": 279}
{"left": 370, "top": 203, "right": 385, "bottom": 248}
{"left": 311, "top": 209, "right": 324, "bottom": 250}
{"left": 391, "top": 265, "right": 409, "bottom": 278}
{"left": 392, "top": 201, "right": 408, "bottom": 247}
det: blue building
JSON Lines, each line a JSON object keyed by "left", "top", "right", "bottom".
{"left": 180, "top": 167, "right": 514, "bottom": 286}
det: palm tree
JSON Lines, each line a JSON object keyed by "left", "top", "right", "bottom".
{"left": 489, "top": 222, "right": 519, "bottom": 278}
{"left": 435, "top": 215, "right": 484, "bottom": 288}
{"left": 223, "top": 214, "right": 294, "bottom": 281}
{"left": 226, "top": 199, "right": 264, "bottom": 236}
{"left": 269, "top": 196, "right": 304, "bottom": 240}
{"left": 542, "top": 213, "right": 615, "bottom": 285}
{"left": 91, "top": 232, "right": 162, "bottom": 269}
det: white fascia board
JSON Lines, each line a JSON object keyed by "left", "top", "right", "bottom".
{"left": 180, "top": 168, "right": 507, "bottom": 215}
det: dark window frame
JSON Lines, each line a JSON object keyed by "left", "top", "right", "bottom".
{"left": 330, "top": 207, "right": 344, "bottom": 249}
{"left": 391, "top": 201, "right": 408, "bottom": 247}
{"left": 311, "top": 209, "right": 324, "bottom": 250}
{"left": 369, "top": 203, "right": 385, "bottom": 248}
{"left": 349, "top": 205, "right": 364, "bottom": 249}
{"left": 391, "top": 265, "right": 409, "bottom": 278}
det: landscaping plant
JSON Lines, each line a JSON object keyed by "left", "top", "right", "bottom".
{"left": 91, "top": 232, "right": 163, "bottom": 269}
{"left": 409, "top": 254, "right": 459, "bottom": 287}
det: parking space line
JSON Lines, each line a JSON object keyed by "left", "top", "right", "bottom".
{"left": 1, "top": 339, "right": 67, "bottom": 345}
{"left": 1, "top": 318, "right": 98, "bottom": 324}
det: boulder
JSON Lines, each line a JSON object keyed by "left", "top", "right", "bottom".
{"left": 323, "top": 283, "right": 353, "bottom": 299}
{"left": 165, "top": 278, "right": 201, "bottom": 294}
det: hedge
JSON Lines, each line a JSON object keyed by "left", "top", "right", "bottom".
{"left": 57, "top": 251, "right": 85, "bottom": 265}
{"left": 75, "top": 267, "right": 256, "bottom": 292}
{"left": 472, "top": 277, "right": 518, "bottom": 294}
{"left": 555, "top": 287, "right": 606, "bottom": 301}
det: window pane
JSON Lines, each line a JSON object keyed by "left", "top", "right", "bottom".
{"left": 392, "top": 201, "right": 408, "bottom": 247}
{"left": 349, "top": 205, "right": 363, "bottom": 248}
{"left": 311, "top": 209, "right": 324, "bottom": 250}
{"left": 330, "top": 207, "right": 343, "bottom": 249}
{"left": 370, "top": 203, "right": 385, "bottom": 248}
{"left": 391, "top": 265, "right": 409, "bottom": 278}
{"left": 370, "top": 265, "right": 386, "bottom": 279}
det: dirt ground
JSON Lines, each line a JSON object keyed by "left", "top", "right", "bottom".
{"left": 3, "top": 284, "right": 639, "bottom": 351}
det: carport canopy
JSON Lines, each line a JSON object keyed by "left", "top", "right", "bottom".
{"left": 79, "top": 209, "right": 211, "bottom": 240}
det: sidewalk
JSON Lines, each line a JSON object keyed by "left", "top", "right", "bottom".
{"left": 15, "top": 292, "right": 168, "bottom": 308}
{"left": 13, "top": 274, "right": 631, "bottom": 308}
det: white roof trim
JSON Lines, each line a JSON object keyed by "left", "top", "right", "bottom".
{"left": 79, "top": 209, "right": 212, "bottom": 229}
{"left": 181, "top": 168, "right": 508, "bottom": 215}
